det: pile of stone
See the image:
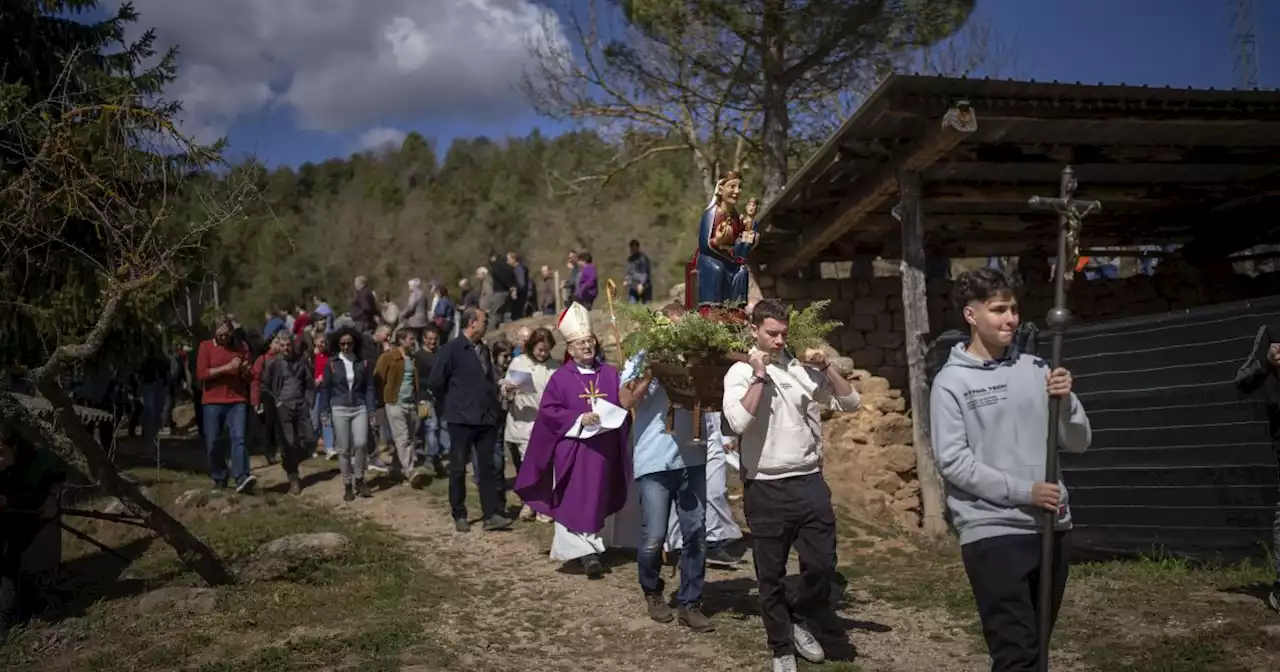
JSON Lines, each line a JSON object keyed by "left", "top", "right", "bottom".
{"left": 819, "top": 355, "right": 924, "bottom": 531}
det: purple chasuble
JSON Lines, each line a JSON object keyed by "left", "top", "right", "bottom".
{"left": 514, "top": 363, "right": 632, "bottom": 534}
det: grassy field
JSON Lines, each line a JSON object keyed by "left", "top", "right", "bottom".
{"left": 0, "top": 466, "right": 453, "bottom": 672}
{"left": 440, "top": 454, "right": 1280, "bottom": 671}
{"left": 836, "top": 519, "right": 1280, "bottom": 672}
{"left": 2, "top": 435, "right": 1277, "bottom": 672}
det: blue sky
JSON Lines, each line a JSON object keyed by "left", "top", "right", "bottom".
{"left": 197, "top": 0, "right": 1280, "bottom": 167}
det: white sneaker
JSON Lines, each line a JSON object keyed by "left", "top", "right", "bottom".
{"left": 234, "top": 474, "right": 257, "bottom": 494}
{"left": 367, "top": 459, "right": 390, "bottom": 473}
{"left": 791, "top": 622, "right": 825, "bottom": 663}
{"left": 771, "top": 654, "right": 798, "bottom": 672}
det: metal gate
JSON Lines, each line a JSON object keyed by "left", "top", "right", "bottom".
{"left": 928, "top": 295, "right": 1280, "bottom": 560}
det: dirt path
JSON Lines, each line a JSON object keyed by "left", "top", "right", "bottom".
{"left": 271, "top": 460, "right": 986, "bottom": 672}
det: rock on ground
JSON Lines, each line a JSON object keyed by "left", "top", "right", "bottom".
{"left": 258, "top": 532, "right": 351, "bottom": 561}
{"left": 135, "top": 586, "right": 218, "bottom": 615}
{"left": 237, "top": 532, "right": 352, "bottom": 583}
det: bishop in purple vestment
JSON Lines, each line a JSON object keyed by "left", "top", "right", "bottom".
{"left": 514, "top": 363, "right": 631, "bottom": 532}
{"left": 513, "top": 302, "right": 633, "bottom": 576}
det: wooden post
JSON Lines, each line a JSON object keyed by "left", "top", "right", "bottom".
{"left": 554, "top": 270, "right": 563, "bottom": 315}
{"left": 896, "top": 170, "right": 948, "bottom": 536}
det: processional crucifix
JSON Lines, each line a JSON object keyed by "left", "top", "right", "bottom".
{"left": 1028, "top": 166, "right": 1101, "bottom": 672}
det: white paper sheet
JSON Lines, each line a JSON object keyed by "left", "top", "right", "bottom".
{"left": 502, "top": 369, "right": 536, "bottom": 392}
{"left": 566, "top": 398, "right": 627, "bottom": 439}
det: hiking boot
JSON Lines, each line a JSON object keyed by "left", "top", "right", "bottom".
{"left": 791, "top": 622, "right": 825, "bottom": 663}
{"left": 483, "top": 515, "right": 514, "bottom": 531}
{"left": 409, "top": 470, "right": 428, "bottom": 489}
{"left": 644, "top": 593, "right": 673, "bottom": 623}
{"left": 771, "top": 654, "right": 798, "bottom": 672}
{"left": 343, "top": 484, "right": 355, "bottom": 502}
{"left": 678, "top": 603, "right": 714, "bottom": 632}
{"left": 235, "top": 474, "right": 257, "bottom": 494}
{"left": 582, "top": 554, "right": 605, "bottom": 579}
{"left": 454, "top": 517, "right": 470, "bottom": 533}
{"left": 354, "top": 479, "right": 372, "bottom": 498}
{"left": 287, "top": 473, "right": 302, "bottom": 495}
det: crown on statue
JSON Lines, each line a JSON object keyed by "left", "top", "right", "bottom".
{"left": 557, "top": 302, "right": 593, "bottom": 343}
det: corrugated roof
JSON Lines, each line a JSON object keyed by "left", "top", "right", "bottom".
{"left": 754, "top": 75, "right": 1280, "bottom": 267}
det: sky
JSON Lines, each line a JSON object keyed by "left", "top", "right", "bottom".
{"left": 106, "top": 0, "right": 1280, "bottom": 167}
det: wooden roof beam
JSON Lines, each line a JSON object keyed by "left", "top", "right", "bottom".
{"left": 886, "top": 93, "right": 1280, "bottom": 124}
{"left": 764, "top": 102, "right": 979, "bottom": 277}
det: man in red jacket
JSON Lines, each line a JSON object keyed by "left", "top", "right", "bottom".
{"left": 198, "top": 316, "right": 255, "bottom": 492}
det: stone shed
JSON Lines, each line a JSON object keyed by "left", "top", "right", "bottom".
{"left": 748, "top": 75, "right": 1280, "bottom": 533}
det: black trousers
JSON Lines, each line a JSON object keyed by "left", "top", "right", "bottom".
{"left": 275, "top": 403, "right": 311, "bottom": 477}
{"left": 961, "top": 532, "right": 1070, "bottom": 672}
{"left": 447, "top": 423, "right": 502, "bottom": 521}
{"left": 0, "top": 516, "right": 46, "bottom": 635}
{"left": 258, "top": 399, "right": 279, "bottom": 459}
{"left": 193, "top": 389, "right": 204, "bottom": 438}
{"left": 743, "top": 472, "right": 838, "bottom": 657}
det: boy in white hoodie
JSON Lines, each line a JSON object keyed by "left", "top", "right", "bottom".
{"left": 722, "top": 299, "right": 860, "bottom": 672}
{"left": 930, "top": 268, "right": 1091, "bottom": 672}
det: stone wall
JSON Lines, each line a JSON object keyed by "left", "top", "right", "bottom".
{"left": 762, "top": 262, "right": 1280, "bottom": 392}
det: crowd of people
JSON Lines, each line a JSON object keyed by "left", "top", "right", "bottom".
{"left": 3, "top": 257, "right": 1117, "bottom": 672}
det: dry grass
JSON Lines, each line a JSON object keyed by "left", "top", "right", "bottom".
{"left": 0, "top": 465, "right": 452, "bottom": 672}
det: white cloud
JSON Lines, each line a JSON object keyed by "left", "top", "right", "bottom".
{"left": 112, "top": 0, "right": 567, "bottom": 143}
{"left": 353, "top": 126, "right": 409, "bottom": 153}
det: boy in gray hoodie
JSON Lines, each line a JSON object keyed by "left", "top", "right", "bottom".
{"left": 929, "top": 268, "right": 1091, "bottom": 672}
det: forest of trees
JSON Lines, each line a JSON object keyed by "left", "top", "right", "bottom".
{"left": 201, "top": 130, "right": 736, "bottom": 324}
{"left": 199, "top": 0, "right": 1004, "bottom": 326}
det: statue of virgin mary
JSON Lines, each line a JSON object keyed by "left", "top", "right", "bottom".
{"left": 684, "top": 171, "right": 760, "bottom": 310}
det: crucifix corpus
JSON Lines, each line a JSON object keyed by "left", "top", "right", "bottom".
{"left": 1027, "top": 165, "right": 1101, "bottom": 672}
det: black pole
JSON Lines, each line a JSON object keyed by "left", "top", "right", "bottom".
{"left": 1039, "top": 167, "right": 1071, "bottom": 672}
{"left": 1027, "top": 166, "right": 1100, "bottom": 672}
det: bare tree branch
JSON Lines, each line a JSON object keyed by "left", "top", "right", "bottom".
{"left": 1, "top": 44, "right": 257, "bottom": 586}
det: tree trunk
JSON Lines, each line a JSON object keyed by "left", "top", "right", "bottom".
{"left": 758, "top": 0, "right": 790, "bottom": 208}
{"left": 4, "top": 383, "right": 234, "bottom": 586}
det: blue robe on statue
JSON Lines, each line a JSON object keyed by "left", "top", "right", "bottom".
{"left": 693, "top": 206, "right": 748, "bottom": 306}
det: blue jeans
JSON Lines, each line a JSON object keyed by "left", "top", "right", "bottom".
{"left": 311, "top": 397, "right": 334, "bottom": 453}
{"left": 419, "top": 416, "right": 449, "bottom": 461}
{"left": 637, "top": 465, "right": 707, "bottom": 605}
{"left": 140, "top": 381, "right": 167, "bottom": 443}
{"left": 202, "top": 402, "right": 249, "bottom": 487}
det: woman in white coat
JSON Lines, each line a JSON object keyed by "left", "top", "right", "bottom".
{"left": 501, "top": 327, "right": 559, "bottom": 521}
